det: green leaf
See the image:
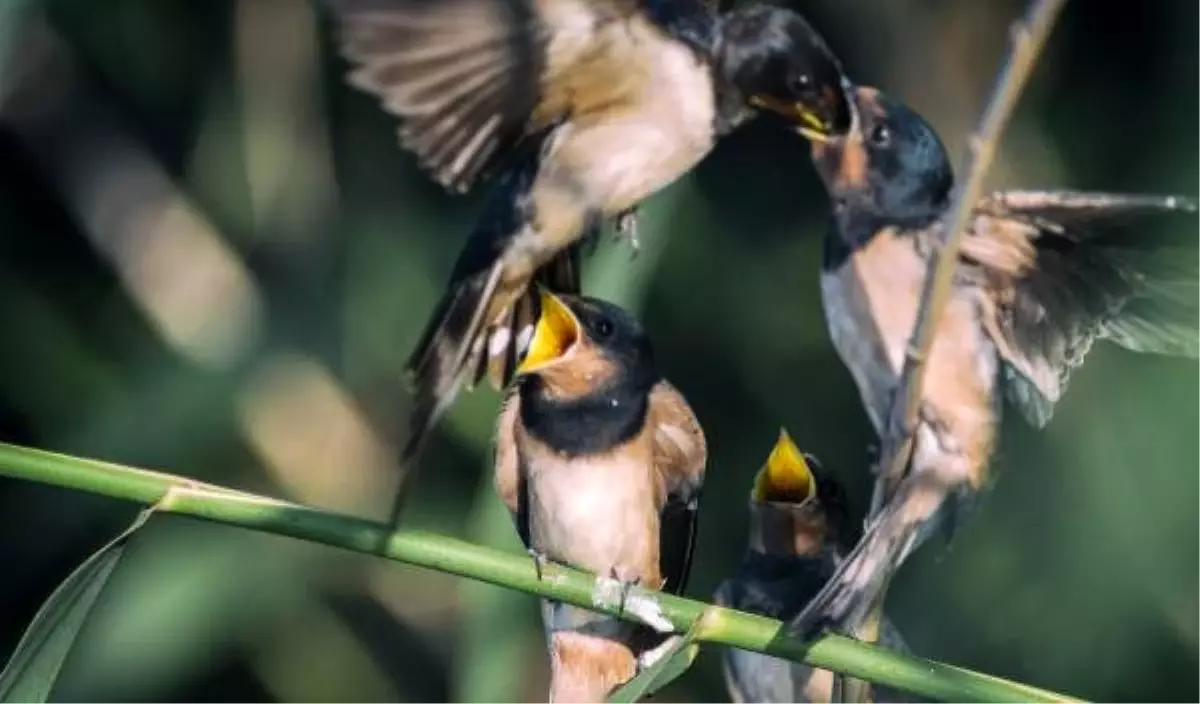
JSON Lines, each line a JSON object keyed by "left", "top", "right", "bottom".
{"left": 607, "top": 617, "right": 704, "bottom": 703}
{"left": 0, "top": 506, "right": 156, "bottom": 702}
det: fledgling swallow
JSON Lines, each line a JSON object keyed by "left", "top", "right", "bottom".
{"left": 715, "top": 429, "right": 911, "bottom": 703}
{"left": 322, "top": 0, "right": 851, "bottom": 516}
{"left": 788, "top": 83, "right": 1199, "bottom": 637}
{"left": 491, "top": 290, "right": 707, "bottom": 702}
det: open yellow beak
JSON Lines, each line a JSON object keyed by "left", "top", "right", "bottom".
{"left": 751, "top": 428, "right": 816, "bottom": 503}
{"left": 516, "top": 289, "right": 581, "bottom": 375}
{"left": 750, "top": 95, "right": 830, "bottom": 143}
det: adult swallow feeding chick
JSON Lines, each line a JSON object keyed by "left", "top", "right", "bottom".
{"left": 790, "top": 84, "right": 1199, "bottom": 636}
{"left": 715, "top": 429, "right": 910, "bottom": 703}
{"left": 323, "top": 0, "right": 850, "bottom": 515}
{"left": 491, "top": 290, "right": 706, "bottom": 702}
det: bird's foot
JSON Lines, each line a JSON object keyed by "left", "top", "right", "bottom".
{"left": 610, "top": 568, "right": 642, "bottom": 611}
{"left": 592, "top": 572, "right": 673, "bottom": 633}
{"left": 528, "top": 548, "right": 550, "bottom": 582}
{"left": 614, "top": 207, "right": 640, "bottom": 255}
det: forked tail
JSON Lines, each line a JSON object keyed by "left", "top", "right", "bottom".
{"left": 388, "top": 247, "right": 583, "bottom": 527}
{"left": 389, "top": 263, "right": 505, "bottom": 526}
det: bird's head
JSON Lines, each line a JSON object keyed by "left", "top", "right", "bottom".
{"left": 748, "top": 429, "right": 855, "bottom": 556}
{"left": 516, "top": 289, "right": 658, "bottom": 401}
{"left": 806, "top": 84, "right": 954, "bottom": 227}
{"left": 719, "top": 6, "right": 852, "bottom": 140}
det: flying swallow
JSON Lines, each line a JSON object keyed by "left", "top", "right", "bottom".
{"left": 715, "top": 429, "right": 911, "bottom": 703}
{"left": 322, "top": 0, "right": 850, "bottom": 517}
{"left": 789, "top": 83, "right": 1198, "bottom": 636}
{"left": 491, "top": 290, "right": 707, "bottom": 702}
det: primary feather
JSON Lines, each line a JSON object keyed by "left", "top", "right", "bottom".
{"left": 327, "top": 0, "right": 546, "bottom": 192}
{"left": 965, "top": 191, "right": 1199, "bottom": 427}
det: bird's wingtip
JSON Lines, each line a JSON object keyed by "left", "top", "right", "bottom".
{"left": 1176, "top": 195, "right": 1198, "bottom": 213}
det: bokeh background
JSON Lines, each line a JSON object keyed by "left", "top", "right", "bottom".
{"left": 0, "top": 0, "right": 1195, "bottom": 701}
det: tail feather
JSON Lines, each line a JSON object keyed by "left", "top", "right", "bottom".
{"left": 403, "top": 281, "right": 462, "bottom": 385}
{"left": 391, "top": 226, "right": 587, "bottom": 525}
{"left": 389, "top": 263, "right": 504, "bottom": 524}
{"left": 549, "top": 630, "right": 638, "bottom": 703}
{"left": 477, "top": 244, "right": 585, "bottom": 391}
{"left": 787, "top": 478, "right": 944, "bottom": 639}
{"left": 388, "top": 372, "right": 464, "bottom": 526}
{"left": 478, "top": 295, "right": 529, "bottom": 391}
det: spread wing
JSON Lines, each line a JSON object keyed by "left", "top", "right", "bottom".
{"left": 963, "top": 192, "right": 1198, "bottom": 427}
{"left": 647, "top": 380, "right": 707, "bottom": 596}
{"left": 325, "top": 0, "right": 697, "bottom": 193}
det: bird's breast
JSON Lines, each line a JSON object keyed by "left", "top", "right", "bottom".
{"left": 525, "top": 446, "right": 662, "bottom": 582}
{"left": 540, "top": 16, "right": 718, "bottom": 215}
{"left": 821, "top": 228, "right": 999, "bottom": 440}
{"left": 821, "top": 229, "right": 928, "bottom": 430}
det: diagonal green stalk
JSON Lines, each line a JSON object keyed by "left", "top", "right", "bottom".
{"left": 855, "top": 4, "right": 1070, "bottom": 701}
{"left": 0, "top": 441, "right": 1083, "bottom": 703}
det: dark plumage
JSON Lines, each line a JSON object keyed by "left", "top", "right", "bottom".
{"left": 519, "top": 297, "right": 660, "bottom": 456}
{"left": 322, "top": 0, "right": 851, "bottom": 520}
{"left": 493, "top": 291, "right": 707, "bottom": 701}
{"left": 791, "top": 84, "right": 1198, "bottom": 637}
{"left": 715, "top": 430, "right": 911, "bottom": 703}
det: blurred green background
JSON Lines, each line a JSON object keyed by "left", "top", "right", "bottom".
{"left": 0, "top": 0, "right": 1195, "bottom": 701}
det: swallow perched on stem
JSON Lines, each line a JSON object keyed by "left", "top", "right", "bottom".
{"left": 491, "top": 290, "right": 706, "bottom": 702}
{"left": 322, "top": 0, "right": 850, "bottom": 516}
{"left": 715, "top": 429, "right": 911, "bottom": 703}
{"left": 788, "top": 84, "right": 1199, "bottom": 636}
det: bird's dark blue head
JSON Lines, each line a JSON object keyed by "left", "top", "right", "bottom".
{"left": 809, "top": 85, "right": 954, "bottom": 230}
{"left": 717, "top": 6, "right": 852, "bottom": 137}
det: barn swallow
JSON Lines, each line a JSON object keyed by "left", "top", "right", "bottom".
{"left": 322, "top": 0, "right": 850, "bottom": 519}
{"left": 715, "top": 429, "right": 911, "bottom": 703}
{"left": 787, "top": 83, "right": 1199, "bottom": 637}
{"left": 491, "top": 290, "right": 707, "bottom": 702}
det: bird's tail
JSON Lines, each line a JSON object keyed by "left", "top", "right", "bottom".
{"left": 787, "top": 475, "right": 947, "bottom": 639}
{"left": 389, "top": 262, "right": 507, "bottom": 525}
{"left": 388, "top": 246, "right": 584, "bottom": 526}
{"left": 542, "top": 601, "right": 639, "bottom": 703}
{"left": 548, "top": 631, "right": 638, "bottom": 703}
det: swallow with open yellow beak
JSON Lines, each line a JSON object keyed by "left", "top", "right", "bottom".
{"left": 491, "top": 290, "right": 706, "bottom": 702}
{"left": 787, "top": 83, "right": 1199, "bottom": 637}
{"left": 322, "top": 0, "right": 851, "bottom": 519}
{"left": 715, "top": 429, "right": 911, "bottom": 703}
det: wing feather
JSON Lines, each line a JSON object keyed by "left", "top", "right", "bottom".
{"left": 327, "top": 0, "right": 717, "bottom": 192}
{"left": 326, "top": 0, "right": 547, "bottom": 192}
{"left": 963, "top": 195, "right": 1198, "bottom": 428}
{"left": 647, "top": 380, "right": 706, "bottom": 596}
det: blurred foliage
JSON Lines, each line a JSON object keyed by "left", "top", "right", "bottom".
{"left": 0, "top": 0, "right": 1195, "bottom": 702}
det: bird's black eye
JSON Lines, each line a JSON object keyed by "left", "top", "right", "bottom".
{"left": 869, "top": 123, "right": 891, "bottom": 147}
{"left": 788, "top": 73, "right": 812, "bottom": 94}
{"left": 593, "top": 318, "right": 614, "bottom": 339}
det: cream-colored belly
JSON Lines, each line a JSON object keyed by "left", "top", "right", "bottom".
{"left": 527, "top": 452, "right": 660, "bottom": 582}
{"left": 543, "top": 21, "right": 718, "bottom": 216}
{"left": 820, "top": 231, "right": 998, "bottom": 447}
